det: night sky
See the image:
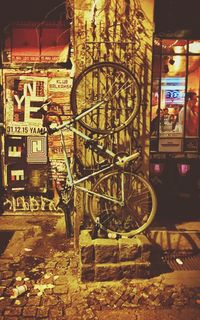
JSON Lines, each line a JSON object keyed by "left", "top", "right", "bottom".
{"left": 0, "top": 0, "right": 200, "bottom": 37}
{"left": 154, "top": 0, "right": 200, "bottom": 37}
{"left": 0, "top": 0, "right": 66, "bottom": 29}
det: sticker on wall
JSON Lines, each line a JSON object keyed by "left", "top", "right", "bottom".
{"left": 159, "top": 138, "right": 183, "bottom": 153}
{"left": 48, "top": 73, "right": 73, "bottom": 114}
{"left": 48, "top": 131, "right": 73, "bottom": 160}
{"left": 7, "top": 164, "right": 26, "bottom": 190}
{"left": 27, "top": 136, "right": 47, "bottom": 164}
{"left": 48, "top": 160, "right": 67, "bottom": 190}
{"left": 5, "top": 136, "right": 26, "bottom": 164}
{"left": 26, "top": 165, "right": 48, "bottom": 193}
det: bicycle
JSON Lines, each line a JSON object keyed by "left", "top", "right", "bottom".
{"left": 39, "top": 61, "right": 157, "bottom": 238}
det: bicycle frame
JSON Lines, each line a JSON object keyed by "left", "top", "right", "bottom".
{"left": 48, "top": 101, "right": 140, "bottom": 206}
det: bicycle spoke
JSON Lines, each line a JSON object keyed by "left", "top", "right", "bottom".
{"left": 71, "top": 62, "right": 140, "bottom": 133}
{"left": 89, "top": 170, "right": 157, "bottom": 236}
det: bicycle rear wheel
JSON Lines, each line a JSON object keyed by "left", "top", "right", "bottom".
{"left": 71, "top": 62, "right": 141, "bottom": 134}
{"left": 88, "top": 170, "right": 157, "bottom": 237}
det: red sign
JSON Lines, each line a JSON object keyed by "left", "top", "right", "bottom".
{"left": 3, "top": 22, "right": 69, "bottom": 64}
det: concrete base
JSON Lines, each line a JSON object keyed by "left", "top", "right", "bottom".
{"left": 79, "top": 230, "right": 152, "bottom": 282}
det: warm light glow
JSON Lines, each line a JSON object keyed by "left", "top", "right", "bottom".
{"left": 170, "top": 56, "right": 182, "bottom": 73}
{"left": 174, "top": 46, "right": 185, "bottom": 54}
{"left": 177, "top": 164, "right": 190, "bottom": 176}
{"left": 151, "top": 163, "right": 164, "bottom": 175}
{"left": 189, "top": 41, "right": 200, "bottom": 53}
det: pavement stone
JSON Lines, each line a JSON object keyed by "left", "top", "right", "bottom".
{"left": 0, "top": 215, "right": 200, "bottom": 319}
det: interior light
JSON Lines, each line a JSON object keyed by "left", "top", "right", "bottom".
{"left": 174, "top": 46, "right": 185, "bottom": 54}
{"left": 177, "top": 163, "right": 190, "bottom": 176}
{"left": 150, "top": 163, "right": 164, "bottom": 175}
{"left": 188, "top": 42, "right": 200, "bottom": 53}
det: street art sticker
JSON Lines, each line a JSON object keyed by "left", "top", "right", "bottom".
{"left": 5, "top": 75, "right": 47, "bottom": 136}
{"left": 48, "top": 160, "right": 68, "bottom": 190}
{"left": 48, "top": 131, "right": 74, "bottom": 160}
{"left": 48, "top": 75, "right": 73, "bottom": 114}
{"left": 7, "top": 164, "right": 26, "bottom": 190}
{"left": 5, "top": 136, "right": 26, "bottom": 163}
{"left": 27, "top": 136, "right": 48, "bottom": 164}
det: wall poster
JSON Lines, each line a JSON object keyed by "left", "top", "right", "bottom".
{"left": 3, "top": 70, "right": 74, "bottom": 194}
{"left": 5, "top": 75, "right": 48, "bottom": 136}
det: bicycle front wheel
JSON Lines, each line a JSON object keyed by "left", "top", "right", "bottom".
{"left": 71, "top": 62, "right": 141, "bottom": 134}
{"left": 88, "top": 170, "right": 157, "bottom": 237}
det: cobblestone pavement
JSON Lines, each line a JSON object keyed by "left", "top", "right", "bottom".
{"left": 0, "top": 220, "right": 200, "bottom": 320}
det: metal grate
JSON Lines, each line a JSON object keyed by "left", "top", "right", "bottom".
{"left": 162, "top": 252, "right": 200, "bottom": 271}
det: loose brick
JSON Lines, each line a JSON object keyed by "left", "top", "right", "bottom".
{"left": 36, "top": 306, "right": 49, "bottom": 318}
{"left": 53, "top": 275, "right": 68, "bottom": 285}
{"left": 27, "top": 295, "right": 41, "bottom": 306}
{"left": 53, "top": 285, "right": 68, "bottom": 294}
{"left": 0, "top": 297, "right": 12, "bottom": 309}
{"left": 4, "top": 306, "right": 22, "bottom": 316}
{"left": 80, "top": 263, "right": 95, "bottom": 282}
{"left": 22, "top": 306, "right": 37, "bottom": 317}
{"left": 49, "top": 307, "right": 63, "bottom": 318}
{"left": 2, "top": 317, "right": 19, "bottom": 320}
{"left": 0, "top": 286, "right": 5, "bottom": 295}
{"left": 41, "top": 295, "right": 59, "bottom": 306}
{"left": 1, "top": 271, "right": 14, "bottom": 280}
{"left": 0, "top": 279, "right": 13, "bottom": 287}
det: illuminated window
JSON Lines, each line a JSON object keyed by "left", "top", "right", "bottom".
{"left": 150, "top": 38, "right": 200, "bottom": 153}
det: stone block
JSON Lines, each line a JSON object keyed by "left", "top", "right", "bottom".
{"left": 94, "top": 239, "right": 119, "bottom": 263}
{"left": 80, "top": 244, "right": 94, "bottom": 264}
{"left": 136, "top": 235, "right": 152, "bottom": 261}
{"left": 118, "top": 238, "right": 139, "bottom": 261}
{"left": 36, "top": 306, "right": 49, "bottom": 318}
{"left": 136, "top": 261, "right": 151, "bottom": 278}
{"left": 95, "top": 263, "right": 122, "bottom": 281}
{"left": 80, "top": 263, "right": 95, "bottom": 282}
{"left": 79, "top": 230, "right": 94, "bottom": 264}
{"left": 120, "top": 261, "right": 137, "bottom": 279}
{"left": 79, "top": 230, "right": 92, "bottom": 242}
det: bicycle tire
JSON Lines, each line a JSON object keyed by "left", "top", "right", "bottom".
{"left": 71, "top": 62, "right": 141, "bottom": 134}
{"left": 88, "top": 170, "right": 157, "bottom": 237}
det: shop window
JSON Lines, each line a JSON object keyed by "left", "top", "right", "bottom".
{"left": 161, "top": 39, "right": 187, "bottom": 55}
{"left": 150, "top": 38, "right": 200, "bottom": 153}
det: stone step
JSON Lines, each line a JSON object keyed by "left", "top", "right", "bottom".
{"left": 79, "top": 230, "right": 152, "bottom": 282}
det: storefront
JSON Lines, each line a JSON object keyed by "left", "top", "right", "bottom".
{"left": 0, "top": 7, "right": 74, "bottom": 212}
{"left": 150, "top": 38, "right": 200, "bottom": 224}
